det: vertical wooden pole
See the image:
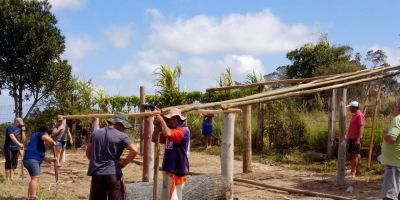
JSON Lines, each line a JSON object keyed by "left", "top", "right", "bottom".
{"left": 256, "top": 86, "right": 265, "bottom": 152}
{"left": 91, "top": 117, "right": 99, "bottom": 131}
{"left": 243, "top": 105, "right": 252, "bottom": 173}
{"left": 139, "top": 86, "right": 145, "bottom": 154}
{"left": 143, "top": 116, "right": 154, "bottom": 182}
{"left": 327, "top": 89, "right": 337, "bottom": 158}
{"left": 221, "top": 112, "right": 236, "bottom": 200}
{"left": 367, "top": 82, "right": 383, "bottom": 169}
{"left": 62, "top": 118, "right": 68, "bottom": 162}
{"left": 337, "top": 87, "right": 347, "bottom": 185}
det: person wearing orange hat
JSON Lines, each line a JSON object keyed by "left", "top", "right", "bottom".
{"left": 154, "top": 108, "right": 190, "bottom": 200}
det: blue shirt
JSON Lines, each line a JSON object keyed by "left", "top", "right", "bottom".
{"left": 87, "top": 127, "right": 132, "bottom": 176}
{"left": 5, "top": 125, "right": 22, "bottom": 150}
{"left": 24, "top": 131, "right": 47, "bottom": 162}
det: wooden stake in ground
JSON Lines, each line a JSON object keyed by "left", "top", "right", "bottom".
{"left": 242, "top": 105, "right": 252, "bottom": 173}
{"left": 152, "top": 124, "right": 161, "bottom": 200}
{"left": 337, "top": 87, "right": 347, "bottom": 185}
{"left": 327, "top": 89, "right": 337, "bottom": 159}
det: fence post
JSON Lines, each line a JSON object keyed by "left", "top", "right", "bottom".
{"left": 243, "top": 105, "right": 252, "bottom": 173}
{"left": 337, "top": 87, "right": 347, "bottom": 185}
{"left": 221, "top": 112, "right": 236, "bottom": 200}
{"left": 140, "top": 86, "right": 145, "bottom": 154}
{"left": 327, "top": 89, "right": 337, "bottom": 158}
{"left": 143, "top": 116, "right": 154, "bottom": 182}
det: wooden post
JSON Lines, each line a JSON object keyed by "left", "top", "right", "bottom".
{"left": 221, "top": 112, "right": 236, "bottom": 200}
{"left": 243, "top": 105, "right": 252, "bottom": 173}
{"left": 139, "top": 86, "right": 145, "bottom": 154}
{"left": 256, "top": 86, "right": 265, "bottom": 152}
{"left": 91, "top": 117, "right": 100, "bottom": 131}
{"left": 327, "top": 89, "right": 337, "bottom": 158}
{"left": 337, "top": 87, "right": 347, "bottom": 185}
{"left": 143, "top": 116, "right": 154, "bottom": 182}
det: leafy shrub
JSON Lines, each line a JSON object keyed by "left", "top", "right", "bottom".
{"left": 265, "top": 100, "right": 307, "bottom": 153}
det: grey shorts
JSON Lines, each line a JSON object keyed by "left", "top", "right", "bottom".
{"left": 382, "top": 165, "right": 400, "bottom": 200}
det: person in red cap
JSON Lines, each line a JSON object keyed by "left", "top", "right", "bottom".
{"left": 346, "top": 100, "right": 365, "bottom": 177}
{"left": 154, "top": 108, "right": 190, "bottom": 200}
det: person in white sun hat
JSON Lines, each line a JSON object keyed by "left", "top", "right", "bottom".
{"left": 346, "top": 100, "right": 365, "bottom": 177}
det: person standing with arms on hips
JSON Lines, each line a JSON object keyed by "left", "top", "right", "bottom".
{"left": 86, "top": 113, "right": 138, "bottom": 200}
{"left": 51, "top": 115, "right": 73, "bottom": 167}
{"left": 23, "top": 126, "right": 57, "bottom": 200}
{"left": 380, "top": 98, "right": 400, "bottom": 200}
{"left": 202, "top": 114, "right": 214, "bottom": 149}
{"left": 346, "top": 101, "right": 365, "bottom": 177}
{"left": 154, "top": 108, "right": 190, "bottom": 200}
{"left": 4, "top": 117, "right": 26, "bottom": 181}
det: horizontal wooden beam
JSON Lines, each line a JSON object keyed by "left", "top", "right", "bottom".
{"left": 60, "top": 109, "right": 242, "bottom": 120}
{"left": 206, "top": 75, "right": 334, "bottom": 92}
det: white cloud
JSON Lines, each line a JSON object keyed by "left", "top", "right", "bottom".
{"left": 62, "top": 35, "right": 98, "bottom": 70}
{"left": 224, "top": 55, "right": 264, "bottom": 77}
{"left": 369, "top": 45, "right": 400, "bottom": 66}
{"left": 48, "top": 0, "right": 85, "bottom": 10}
{"left": 149, "top": 9, "right": 318, "bottom": 55}
{"left": 103, "top": 25, "right": 135, "bottom": 48}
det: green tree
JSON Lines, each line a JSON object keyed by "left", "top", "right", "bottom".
{"left": 0, "top": 0, "right": 71, "bottom": 119}
{"left": 245, "top": 70, "right": 264, "bottom": 84}
{"left": 366, "top": 49, "right": 389, "bottom": 67}
{"left": 282, "top": 35, "right": 365, "bottom": 79}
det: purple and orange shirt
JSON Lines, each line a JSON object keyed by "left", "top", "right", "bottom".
{"left": 160, "top": 125, "right": 190, "bottom": 176}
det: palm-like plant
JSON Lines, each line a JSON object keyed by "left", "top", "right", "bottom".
{"left": 153, "top": 64, "right": 182, "bottom": 92}
{"left": 245, "top": 70, "right": 264, "bottom": 84}
{"left": 218, "top": 67, "right": 235, "bottom": 87}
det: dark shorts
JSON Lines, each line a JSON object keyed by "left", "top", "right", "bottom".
{"left": 23, "top": 159, "right": 41, "bottom": 176}
{"left": 347, "top": 139, "right": 361, "bottom": 154}
{"left": 89, "top": 175, "right": 126, "bottom": 200}
{"left": 56, "top": 141, "right": 67, "bottom": 148}
{"left": 4, "top": 148, "right": 20, "bottom": 169}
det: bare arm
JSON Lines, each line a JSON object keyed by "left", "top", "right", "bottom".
{"left": 41, "top": 134, "right": 57, "bottom": 146}
{"left": 85, "top": 143, "right": 92, "bottom": 160}
{"left": 51, "top": 124, "right": 65, "bottom": 137}
{"left": 21, "top": 127, "right": 26, "bottom": 143}
{"left": 356, "top": 125, "right": 364, "bottom": 144}
{"left": 67, "top": 129, "right": 73, "bottom": 145}
{"left": 9, "top": 133, "right": 23, "bottom": 149}
{"left": 155, "top": 115, "right": 172, "bottom": 137}
{"left": 118, "top": 144, "right": 138, "bottom": 168}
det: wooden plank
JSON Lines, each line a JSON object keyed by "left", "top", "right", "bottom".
{"left": 221, "top": 112, "right": 236, "bottom": 200}
{"left": 206, "top": 75, "right": 334, "bottom": 92}
{"left": 219, "top": 71, "right": 400, "bottom": 109}
{"left": 337, "top": 88, "right": 347, "bottom": 185}
{"left": 61, "top": 111, "right": 161, "bottom": 119}
{"left": 171, "top": 65, "right": 400, "bottom": 112}
{"left": 327, "top": 89, "right": 337, "bottom": 158}
{"left": 242, "top": 105, "right": 252, "bottom": 173}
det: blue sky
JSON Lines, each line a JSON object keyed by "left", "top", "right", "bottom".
{"left": 1, "top": 0, "right": 400, "bottom": 106}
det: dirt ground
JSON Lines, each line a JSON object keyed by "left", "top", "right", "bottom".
{"left": 0, "top": 150, "right": 383, "bottom": 200}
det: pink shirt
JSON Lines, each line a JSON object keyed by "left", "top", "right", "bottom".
{"left": 347, "top": 110, "right": 365, "bottom": 139}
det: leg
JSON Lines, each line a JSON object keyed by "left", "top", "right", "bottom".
{"left": 89, "top": 176, "right": 107, "bottom": 200}
{"left": 382, "top": 166, "right": 399, "bottom": 200}
{"left": 161, "top": 172, "right": 173, "bottom": 200}
{"left": 108, "top": 175, "right": 126, "bottom": 200}
{"left": 10, "top": 150, "right": 19, "bottom": 180}
{"left": 54, "top": 145, "right": 62, "bottom": 167}
{"left": 351, "top": 153, "right": 357, "bottom": 177}
{"left": 356, "top": 153, "right": 362, "bottom": 175}
{"left": 176, "top": 183, "right": 185, "bottom": 200}
{"left": 28, "top": 176, "right": 39, "bottom": 197}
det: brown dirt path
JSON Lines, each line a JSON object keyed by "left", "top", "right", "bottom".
{"left": 0, "top": 150, "right": 382, "bottom": 199}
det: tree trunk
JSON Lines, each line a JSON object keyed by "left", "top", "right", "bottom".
{"left": 18, "top": 88, "right": 23, "bottom": 118}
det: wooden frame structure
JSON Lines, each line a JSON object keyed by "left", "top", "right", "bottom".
{"left": 59, "top": 65, "right": 400, "bottom": 198}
